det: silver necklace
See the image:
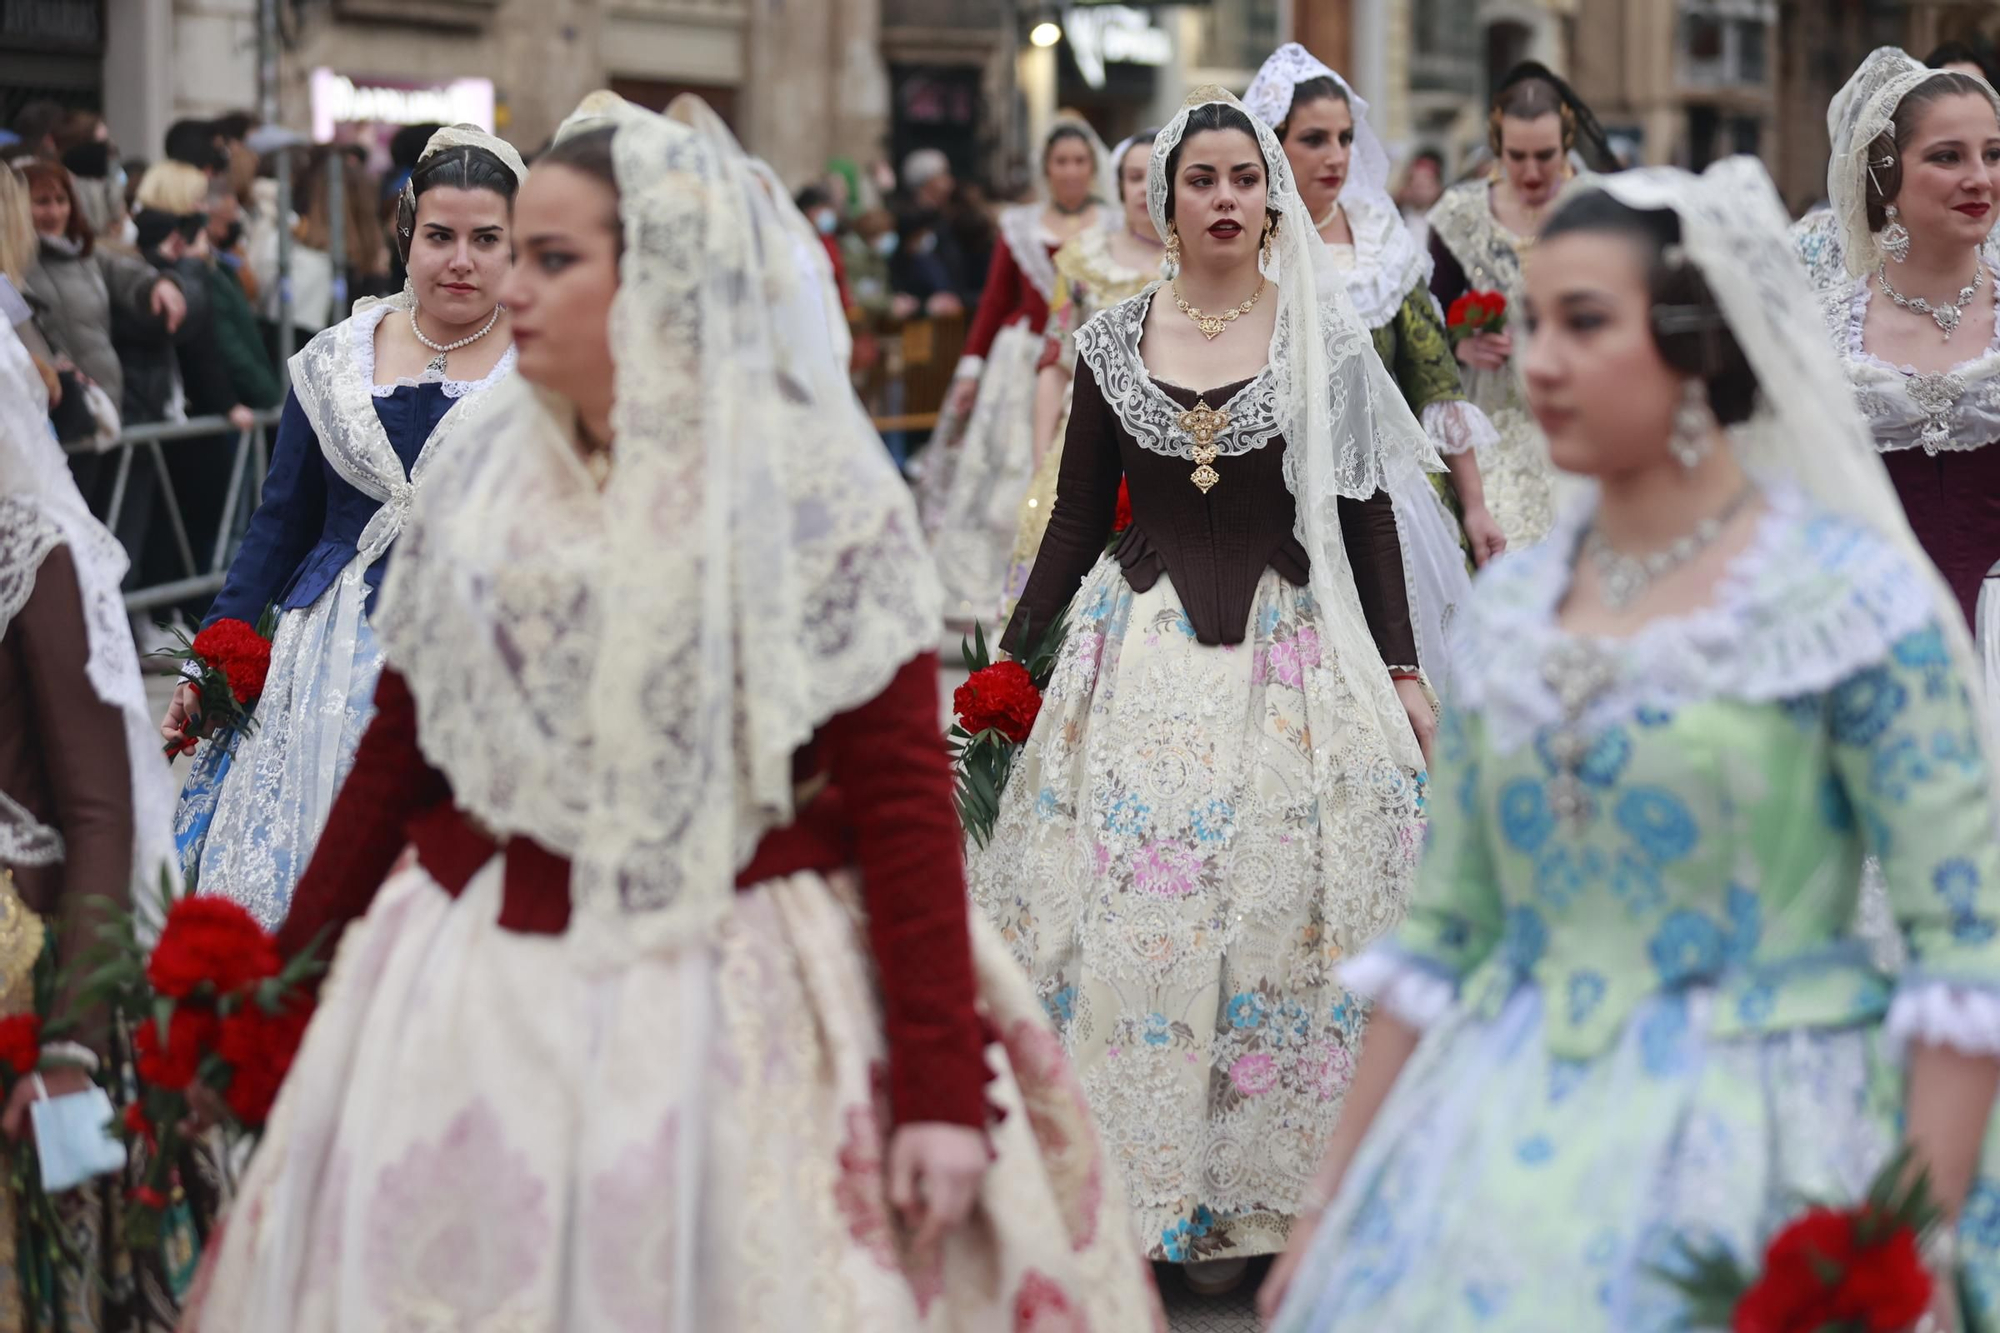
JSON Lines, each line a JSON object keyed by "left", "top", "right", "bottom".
{"left": 410, "top": 304, "right": 502, "bottom": 376}
{"left": 1876, "top": 261, "right": 1984, "bottom": 341}
{"left": 1582, "top": 481, "right": 1758, "bottom": 611}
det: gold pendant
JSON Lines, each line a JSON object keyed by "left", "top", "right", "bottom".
{"left": 1178, "top": 398, "right": 1230, "bottom": 493}
{"left": 1196, "top": 316, "right": 1225, "bottom": 340}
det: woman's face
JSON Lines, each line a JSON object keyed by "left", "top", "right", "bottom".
{"left": 1171, "top": 127, "right": 1268, "bottom": 272}
{"left": 29, "top": 179, "right": 69, "bottom": 238}
{"left": 1119, "top": 141, "right": 1155, "bottom": 235}
{"left": 1045, "top": 135, "right": 1097, "bottom": 211}
{"left": 1499, "top": 112, "right": 1566, "bottom": 207}
{"left": 501, "top": 163, "right": 620, "bottom": 404}
{"left": 1522, "top": 229, "right": 1684, "bottom": 478}
{"left": 1282, "top": 95, "right": 1354, "bottom": 217}
{"left": 409, "top": 184, "right": 512, "bottom": 327}
{"left": 1890, "top": 91, "right": 2000, "bottom": 259}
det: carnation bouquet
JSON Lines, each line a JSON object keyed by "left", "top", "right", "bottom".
{"left": 1445, "top": 289, "right": 1508, "bottom": 346}
{"left": 84, "top": 873, "right": 320, "bottom": 1248}
{"left": 1660, "top": 1147, "right": 1948, "bottom": 1333}
{"left": 152, "top": 606, "right": 277, "bottom": 757}
{"left": 950, "top": 604, "right": 1069, "bottom": 848}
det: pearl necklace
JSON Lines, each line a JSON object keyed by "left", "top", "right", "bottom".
{"left": 410, "top": 303, "right": 502, "bottom": 376}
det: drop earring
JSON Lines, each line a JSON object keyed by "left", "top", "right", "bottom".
{"left": 1164, "top": 223, "right": 1182, "bottom": 278}
{"left": 1669, "top": 378, "right": 1714, "bottom": 470}
{"left": 1879, "top": 204, "right": 1912, "bottom": 263}
{"left": 1260, "top": 219, "right": 1276, "bottom": 274}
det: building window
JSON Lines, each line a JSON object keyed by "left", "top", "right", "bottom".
{"left": 1678, "top": 0, "right": 1775, "bottom": 89}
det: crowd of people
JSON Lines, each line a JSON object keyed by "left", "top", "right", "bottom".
{"left": 1, "top": 28, "right": 1999, "bottom": 1333}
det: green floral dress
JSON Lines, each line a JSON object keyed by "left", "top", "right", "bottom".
{"left": 1275, "top": 485, "right": 2000, "bottom": 1331}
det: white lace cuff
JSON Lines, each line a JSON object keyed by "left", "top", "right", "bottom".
{"left": 1885, "top": 981, "right": 2000, "bottom": 1061}
{"left": 954, "top": 354, "right": 985, "bottom": 381}
{"left": 1339, "top": 948, "right": 1458, "bottom": 1031}
{"left": 1421, "top": 400, "right": 1499, "bottom": 457}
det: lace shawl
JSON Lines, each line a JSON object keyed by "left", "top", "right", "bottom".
{"left": 1819, "top": 267, "right": 2000, "bottom": 456}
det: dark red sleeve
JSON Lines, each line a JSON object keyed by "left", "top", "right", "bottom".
{"left": 961, "top": 236, "right": 1026, "bottom": 363}
{"left": 818, "top": 651, "right": 990, "bottom": 1129}
{"left": 274, "top": 666, "right": 451, "bottom": 964}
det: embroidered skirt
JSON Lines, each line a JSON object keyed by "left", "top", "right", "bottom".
{"left": 174, "top": 564, "right": 382, "bottom": 928}
{"left": 968, "top": 558, "right": 1425, "bottom": 1263}
{"left": 182, "top": 861, "right": 1163, "bottom": 1332}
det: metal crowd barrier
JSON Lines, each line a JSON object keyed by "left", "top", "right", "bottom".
{"left": 862, "top": 311, "right": 967, "bottom": 437}
{"left": 65, "top": 410, "right": 280, "bottom": 615}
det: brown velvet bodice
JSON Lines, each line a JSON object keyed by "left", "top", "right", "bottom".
{"left": 1002, "top": 356, "right": 1417, "bottom": 664}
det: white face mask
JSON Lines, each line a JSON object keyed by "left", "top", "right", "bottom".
{"left": 813, "top": 208, "right": 838, "bottom": 236}
{"left": 873, "top": 231, "right": 899, "bottom": 258}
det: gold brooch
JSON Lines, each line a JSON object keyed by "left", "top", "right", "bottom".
{"left": 1178, "top": 398, "right": 1229, "bottom": 493}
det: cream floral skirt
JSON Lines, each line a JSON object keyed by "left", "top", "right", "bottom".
{"left": 183, "top": 861, "right": 1162, "bottom": 1332}
{"left": 969, "top": 559, "right": 1425, "bottom": 1263}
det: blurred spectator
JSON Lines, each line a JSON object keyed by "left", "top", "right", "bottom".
{"left": 888, "top": 210, "right": 964, "bottom": 319}
{"left": 899, "top": 148, "right": 973, "bottom": 305}
{"left": 211, "top": 111, "right": 263, "bottom": 209}
{"left": 120, "top": 158, "right": 147, "bottom": 214}
{"left": 206, "top": 174, "right": 259, "bottom": 305}
{"left": 198, "top": 175, "right": 280, "bottom": 412}
{"left": 794, "top": 183, "right": 854, "bottom": 313}
{"left": 259, "top": 145, "right": 390, "bottom": 335}
{"left": 382, "top": 122, "right": 443, "bottom": 291}
{"left": 20, "top": 159, "right": 183, "bottom": 414}
{"left": 1927, "top": 41, "right": 2000, "bottom": 85}
{"left": 59, "top": 135, "right": 132, "bottom": 246}
{"left": 842, "top": 207, "right": 898, "bottom": 321}
{"left": 0, "top": 167, "right": 56, "bottom": 365}
{"left": 947, "top": 179, "right": 995, "bottom": 306}
{"left": 164, "top": 118, "right": 228, "bottom": 177}
{"left": 10, "top": 100, "right": 64, "bottom": 160}
{"left": 1397, "top": 149, "right": 1445, "bottom": 248}
{"left": 124, "top": 161, "right": 246, "bottom": 428}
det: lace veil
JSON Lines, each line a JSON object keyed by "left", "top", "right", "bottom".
{"left": 1148, "top": 86, "right": 1440, "bottom": 770}
{"left": 375, "top": 93, "right": 943, "bottom": 967}
{"left": 0, "top": 320, "right": 177, "bottom": 914}
{"left": 1574, "top": 158, "right": 1992, "bottom": 743}
{"left": 1827, "top": 47, "right": 2000, "bottom": 278}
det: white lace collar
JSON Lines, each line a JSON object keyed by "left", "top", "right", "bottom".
{"left": 1458, "top": 482, "right": 1938, "bottom": 754}
{"left": 349, "top": 297, "right": 519, "bottom": 400}
{"left": 998, "top": 203, "right": 1061, "bottom": 305}
{"left": 1072, "top": 285, "right": 1282, "bottom": 461}
{"left": 1822, "top": 264, "right": 2000, "bottom": 456}
{"left": 1327, "top": 193, "right": 1431, "bottom": 330}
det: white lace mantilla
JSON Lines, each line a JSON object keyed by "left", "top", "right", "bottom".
{"left": 1821, "top": 269, "right": 2000, "bottom": 456}
{"left": 1073, "top": 286, "right": 1282, "bottom": 461}
{"left": 1457, "top": 484, "right": 1939, "bottom": 755}
{"left": 998, "top": 204, "right": 1059, "bottom": 306}
{"left": 1427, "top": 181, "right": 1529, "bottom": 306}
{"left": 355, "top": 298, "right": 518, "bottom": 399}
{"left": 1333, "top": 194, "right": 1432, "bottom": 331}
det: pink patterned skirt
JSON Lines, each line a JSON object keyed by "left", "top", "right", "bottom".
{"left": 183, "top": 861, "right": 1163, "bottom": 1332}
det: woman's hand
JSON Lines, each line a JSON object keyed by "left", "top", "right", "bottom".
{"left": 1454, "top": 330, "right": 1511, "bottom": 372}
{"left": 161, "top": 680, "right": 213, "bottom": 752}
{"left": 1393, "top": 676, "right": 1436, "bottom": 765}
{"left": 890, "top": 292, "right": 920, "bottom": 321}
{"left": 886, "top": 1121, "right": 988, "bottom": 1259}
{"left": 1461, "top": 504, "right": 1507, "bottom": 567}
{"left": 946, "top": 375, "right": 979, "bottom": 420}
{"left": 1257, "top": 1210, "right": 1320, "bottom": 1326}
{"left": 227, "top": 404, "right": 256, "bottom": 433}
{"left": 1, "top": 1065, "right": 94, "bottom": 1140}
{"left": 151, "top": 278, "right": 187, "bottom": 334}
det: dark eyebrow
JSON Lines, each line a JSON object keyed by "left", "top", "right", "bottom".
{"left": 471, "top": 225, "right": 504, "bottom": 236}
{"left": 521, "top": 232, "right": 573, "bottom": 247}
{"left": 1232, "top": 161, "right": 1261, "bottom": 172}
{"left": 1555, "top": 289, "right": 1611, "bottom": 309}
{"left": 1183, "top": 161, "right": 1217, "bottom": 173}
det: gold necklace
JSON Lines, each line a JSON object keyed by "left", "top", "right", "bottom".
{"left": 1172, "top": 277, "right": 1265, "bottom": 340}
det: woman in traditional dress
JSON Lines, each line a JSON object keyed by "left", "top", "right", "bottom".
{"left": 920, "top": 118, "right": 1108, "bottom": 623}
{"left": 1260, "top": 156, "right": 2000, "bottom": 1332}
{"left": 1001, "top": 129, "right": 1163, "bottom": 617}
{"left": 968, "top": 86, "right": 1439, "bottom": 1291}
{"left": 0, "top": 315, "right": 180, "bottom": 1326}
{"left": 1427, "top": 62, "right": 1614, "bottom": 549}
{"left": 1814, "top": 48, "right": 2000, "bottom": 705}
{"left": 163, "top": 126, "right": 523, "bottom": 927}
{"left": 1247, "top": 44, "right": 1506, "bottom": 701}
{"left": 181, "top": 93, "right": 1161, "bottom": 1332}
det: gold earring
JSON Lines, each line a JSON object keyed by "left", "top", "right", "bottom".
{"left": 1260, "top": 220, "right": 1275, "bottom": 270}
{"left": 1164, "top": 223, "right": 1182, "bottom": 274}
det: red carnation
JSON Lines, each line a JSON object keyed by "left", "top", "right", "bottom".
{"left": 134, "top": 1008, "right": 219, "bottom": 1091}
{"left": 1734, "top": 1208, "right": 1931, "bottom": 1333}
{"left": 146, "top": 897, "right": 281, "bottom": 999}
{"left": 953, "top": 660, "right": 1043, "bottom": 745}
{"left": 190, "top": 618, "right": 273, "bottom": 706}
{"left": 0, "top": 1014, "right": 40, "bottom": 1078}
{"left": 123, "top": 1101, "right": 154, "bottom": 1145}
{"left": 131, "top": 1185, "right": 167, "bottom": 1211}
{"left": 1446, "top": 293, "right": 1475, "bottom": 328}
{"left": 215, "top": 999, "right": 313, "bottom": 1127}
{"left": 1112, "top": 478, "right": 1133, "bottom": 535}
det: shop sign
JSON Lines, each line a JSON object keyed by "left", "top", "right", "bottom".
{"left": 1065, "top": 5, "right": 1172, "bottom": 90}
{"left": 309, "top": 68, "right": 495, "bottom": 140}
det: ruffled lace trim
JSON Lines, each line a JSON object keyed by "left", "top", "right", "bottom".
{"left": 1885, "top": 981, "right": 2000, "bottom": 1061}
{"left": 1339, "top": 947, "right": 1458, "bottom": 1031}
{"left": 350, "top": 299, "right": 518, "bottom": 399}
{"left": 1827, "top": 268, "right": 2000, "bottom": 456}
{"left": 998, "top": 204, "right": 1059, "bottom": 305}
{"left": 1421, "top": 400, "right": 1498, "bottom": 457}
{"left": 1073, "top": 286, "right": 1282, "bottom": 461}
{"left": 1336, "top": 194, "right": 1433, "bottom": 330}
{"left": 1460, "top": 482, "right": 1940, "bottom": 753}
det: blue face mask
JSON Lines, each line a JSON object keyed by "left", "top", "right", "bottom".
{"left": 914, "top": 232, "right": 937, "bottom": 256}
{"left": 31, "top": 1082, "right": 127, "bottom": 1193}
{"left": 873, "top": 231, "right": 899, "bottom": 258}
{"left": 813, "top": 209, "right": 838, "bottom": 236}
